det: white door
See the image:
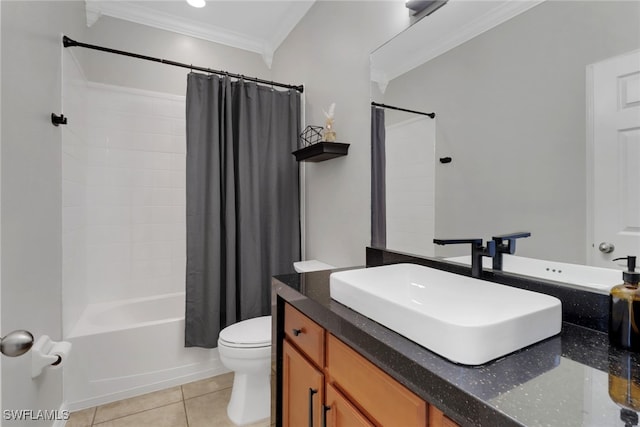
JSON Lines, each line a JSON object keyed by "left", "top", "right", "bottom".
{"left": 385, "top": 116, "right": 436, "bottom": 257}
{"left": 589, "top": 49, "right": 640, "bottom": 267}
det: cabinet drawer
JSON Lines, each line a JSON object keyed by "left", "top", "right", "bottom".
{"left": 325, "top": 383, "right": 374, "bottom": 427}
{"left": 326, "top": 334, "right": 427, "bottom": 427}
{"left": 284, "top": 304, "right": 325, "bottom": 367}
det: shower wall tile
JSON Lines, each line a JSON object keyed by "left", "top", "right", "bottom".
{"left": 85, "top": 84, "right": 186, "bottom": 304}
{"left": 63, "top": 73, "right": 188, "bottom": 330}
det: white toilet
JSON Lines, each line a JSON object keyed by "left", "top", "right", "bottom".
{"left": 218, "top": 260, "right": 333, "bottom": 425}
{"left": 293, "top": 260, "right": 335, "bottom": 273}
{"left": 218, "top": 315, "right": 272, "bottom": 426}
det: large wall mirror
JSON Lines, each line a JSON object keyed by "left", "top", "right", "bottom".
{"left": 371, "top": 0, "right": 640, "bottom": 274}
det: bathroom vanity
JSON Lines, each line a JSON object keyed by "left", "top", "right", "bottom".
{"left": 272, "top": 249, "right": 640, "bottom": 426}
{"left": 281, "top": 302, "right": 450, "bottom": 427}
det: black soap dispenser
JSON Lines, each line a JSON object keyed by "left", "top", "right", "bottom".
{"left": 610, "top": 256, "right": 640, "bottom": 352}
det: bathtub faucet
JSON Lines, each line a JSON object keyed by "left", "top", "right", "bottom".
{"left": 491, "top": 232, "right": 531, "bottom": 271}
{"left": 433, "top": 238, "right": 496, "bottom": 279}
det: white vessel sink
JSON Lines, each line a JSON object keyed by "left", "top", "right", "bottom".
{"left": 329, "top": 263, "right": 561, "bottom": 365}
{"left": 445, "top": 255, "right": 620, "bottom": 295}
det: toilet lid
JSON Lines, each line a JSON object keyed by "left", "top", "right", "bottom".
{"left": 218, "top": 315, "right": 272, "bottom": 348}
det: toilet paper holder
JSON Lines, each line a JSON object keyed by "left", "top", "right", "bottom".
{"left": 31, "top": 335, "right": 72, "bottom": 378}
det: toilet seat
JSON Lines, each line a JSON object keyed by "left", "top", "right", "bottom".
{"left": 218, "top": 316, "right": 271, "bottom": 348}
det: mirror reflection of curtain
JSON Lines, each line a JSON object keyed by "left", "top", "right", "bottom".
{"left": 185, "top": 73, "right": 301, "bottom": 348}
{"left": 371, "top": 106, "right": 386, "bottom": 247}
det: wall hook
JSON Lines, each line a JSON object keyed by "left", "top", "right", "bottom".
{"left": 51, "top": 113, "right": 68, "bottom": 127}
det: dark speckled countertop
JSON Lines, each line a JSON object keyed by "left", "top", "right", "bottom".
{"left": 272, "top": 267, "right": 640, "bottom": 427}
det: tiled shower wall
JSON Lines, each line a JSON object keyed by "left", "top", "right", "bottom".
{"left": 85, "top": 84, "right": 186, "bottom": 304}
{"left": 62, "top": 55, "right": 187, "bottom": 334}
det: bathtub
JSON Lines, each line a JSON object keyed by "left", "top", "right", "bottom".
{"left": 64, "top": 292, "right": 228, "bottom": 411}
{"left": 445, "top": 255, "right": 621, "bottom": 294}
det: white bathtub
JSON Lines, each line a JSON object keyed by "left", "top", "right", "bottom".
{"left": 445, "top": 255, "right": 621, "bottom": 294}
{"left": 64, "top": 292, "right": 228, "bottom": 411}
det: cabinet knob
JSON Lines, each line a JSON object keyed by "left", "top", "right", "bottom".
{"left": 292, "top": 328, "right": 303, "bottom": 336}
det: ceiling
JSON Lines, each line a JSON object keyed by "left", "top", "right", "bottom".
{"left": 85, "top": 0, "right": 316, "bottom": 67}
{"left": 85, "top": 0, "right": 547, "bottom": 76}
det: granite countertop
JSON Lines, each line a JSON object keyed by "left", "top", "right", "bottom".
{"left": 272, "top": 268, "right": 640, "bottom": 427}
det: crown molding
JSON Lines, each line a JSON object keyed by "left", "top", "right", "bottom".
{"left": 267, "top": 1, "right": 314, "bottom": 56}
{"left": 85, "top": 1, "right": 270, "bottom": 65}
{"left": 377, "top": 0, "right": 546, "bottom": 82}
{"left": 370, "top": 68, "right": 389, "bottom": 94}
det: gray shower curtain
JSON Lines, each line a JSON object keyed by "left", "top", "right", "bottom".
{"left": 371, "top": 106, "right": 386, "bottom": 248}
{"left": 185, "top": 73, "right": 300, "bottom": 348}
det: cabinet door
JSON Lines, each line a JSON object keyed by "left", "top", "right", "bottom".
{"left": 283, "top": 340, "right": 324, "bottom": 427}
{"left": 325, "top": 383, "right": 374, "bottom": 427}
{"left": 429, "top": 406, "right": 460, "bottom": 427}
{"left": 326, "top": 334, "right": 427, "bottom": 427}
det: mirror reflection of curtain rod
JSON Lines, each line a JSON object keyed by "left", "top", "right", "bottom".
{"left": 62, "top": 35, "right": 304, "bottom": 93}
{"left": 371, "top": 102, "right": 435, "bottom": 119}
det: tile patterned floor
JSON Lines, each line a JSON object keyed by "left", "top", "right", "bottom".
{"left": 66, "top": 372, "right": 275, "bottom": 427}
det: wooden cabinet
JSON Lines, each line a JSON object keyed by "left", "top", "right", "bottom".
{"left": 284, "top": 303, "right": 325, "bottom": 367}
{"left": 280, "top": 303, "right": 458, "bottom": 427}
{"left": 326, "top": 334, "right": 427, "bottom": 427}
{"left": 430, "top": 406, "right": 460, "bottom": 427}
{"left": 325, "top": 383, "right": 374, "bottom": 427}
{"left": 282, "top": 340, "right": 324, "bottom": 427}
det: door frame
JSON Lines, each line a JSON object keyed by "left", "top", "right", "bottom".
{"left": 585, "top": 54, "right": 596, "bottom": 266}
{"left": 0, "top": 0, "right": 4, "bottom": 411}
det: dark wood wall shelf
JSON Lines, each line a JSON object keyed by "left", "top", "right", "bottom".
{"left": 292, "top": 142, "right": 350, "bottom": 162}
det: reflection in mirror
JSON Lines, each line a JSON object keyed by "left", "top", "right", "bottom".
{"left": 371, "top": 0, "right": 640, "bottom": 270}
{"left": 371, "top": 103, "right": 437, "bottom": 257}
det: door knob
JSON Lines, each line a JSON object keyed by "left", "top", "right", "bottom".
{"left": 599, "top": 242, "right": 615, "bottom": 254}
{"left": 1, "top": 330, "right": 34, "bottom": 357}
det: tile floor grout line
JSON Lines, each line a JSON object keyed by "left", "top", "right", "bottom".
{"left": 181, "top": 384, "right": 190, "bottom": 427}
{"left": 91, "top": 399, "right": 184, "bottom": 426}
{"left": 90, "top": 406, "right": 97, "bottom": 427}
{"left": 74, "top": 374, "right": 238, "bottom": 426}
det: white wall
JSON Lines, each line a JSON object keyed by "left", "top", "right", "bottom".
{"left": 1, "top": 1, "right": 87, "bottom": 424}
{"left": 271, "top": 1, "right": 409, "bottom": 267}
{"left": 62, "top": 49, "right": 89, "bottom": 337}
{"left": 381, "top": 0, "right": 640, "bottom": 264}
{"left": 80, "top": 16, "right": 273, "bottom": 96}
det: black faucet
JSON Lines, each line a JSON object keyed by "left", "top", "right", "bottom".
{"left": 433, "top": 238, "right": 496, "bottom": 278}
{"left": 491, "top": 232, "right": 531, "bottom": 271}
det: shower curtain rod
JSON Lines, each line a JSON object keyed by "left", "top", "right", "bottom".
{"left": 62, "top": 35, "right": 304, "bottom": 93}
{"left": 371, "top": 102, "right": 435, "bottom": 118}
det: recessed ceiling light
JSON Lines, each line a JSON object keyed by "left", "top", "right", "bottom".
{"left": 187, "top": 0, "right": 206, "bottom": 8}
